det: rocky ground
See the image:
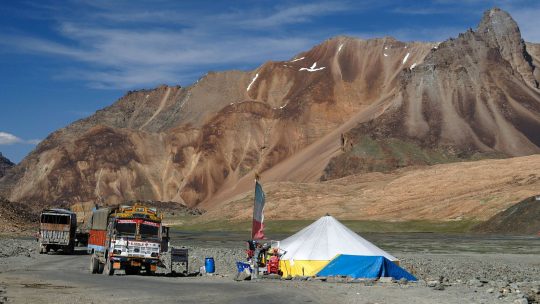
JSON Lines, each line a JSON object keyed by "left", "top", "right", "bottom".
{"left": 0, "top": 236, "right": 539, "bottom": 303}
{"left": 0, "top": 198, "right": 38, "bottom": 235}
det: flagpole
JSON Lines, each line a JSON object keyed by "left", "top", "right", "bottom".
{"left": 252, "top": 174, "right": 260, "bottom": 279}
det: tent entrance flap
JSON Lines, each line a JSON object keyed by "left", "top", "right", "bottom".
{"left": 279, "top": 260, "right": 329, "bottom": 277}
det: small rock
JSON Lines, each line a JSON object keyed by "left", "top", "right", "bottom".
{"left": 513, "top": 299, "right": 528, "bottom": 304}
{"left": 234, "top": 272, "right": 251, "bottom": 281}
{"left": 398, "top": 278, "right": 408, "bottom": 285}
{"left": 379, "top": 277, "right": 394, "bottom": 283}
{"left": 469, "top": 279, "right": 484, "bottom": 287}
{"left": 427, "top": 280, "right": 439, "bottom": 288}
{"left": 263, "top": 274, "right": 280, "bottom": 280}
{"left": 326, "top": 276, "right": 346, "bottom": 283}
{"left": 487, "top": 288, "right": 495, "bottom": 294}
{"left": 292, "top": 276, "right": 309, "bottom": 281}
{"left": 432, "top": 283, "right": 445, "bottom": 291}
{"left": 495, "top": 281, "right": 510, "bottom": 288}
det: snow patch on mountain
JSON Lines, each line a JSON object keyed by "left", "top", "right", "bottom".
{"left": 247, "top": 73, "right": 259, "bottom": 91}
{"left": 290, "top": 57, "right": 305, "bottom": 63}
{"left": 402, "top": 53, "right": 410, "bottom": 64}
{"left": 299, "top": 62, "right": 326, "bottom": 72}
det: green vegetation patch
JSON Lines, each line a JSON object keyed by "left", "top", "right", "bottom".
{"left": 172, "top": 219, "right": 480, "bottom": 234}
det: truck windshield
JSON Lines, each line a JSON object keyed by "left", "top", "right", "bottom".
{"left": 140, "top": 221, "right": 160, "bottom": 239}
{"left": 116, "top": 222, "right": 136, "bottom": 236}
{"left": 40, "top": 214, "right": 70, "bottom": 224}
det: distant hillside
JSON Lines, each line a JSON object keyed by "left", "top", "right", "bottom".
{"left": 473, "top": 195, "right": 540, "bottom": 235}
{"left": 0, "top": 152, "right": 14, "bottom": 178}
{"left": 202, "top": 155, "right": 540, "bottom": 223}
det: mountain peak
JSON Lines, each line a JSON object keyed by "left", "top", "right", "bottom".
{"left": 477, "top": 8, "right": 520, "bottom": 42}
{"left": 477, "top": 8, "right": 538, "bottom": 88}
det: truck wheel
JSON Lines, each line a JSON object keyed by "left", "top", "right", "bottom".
{"left": 90, "top": 255, "right": 99, "bottom": 274}
{"left": 143, "top": 265, "right": 156, "bottom": 276}
{"left": 104, "top": 259, "right": 115, "bottom": 276}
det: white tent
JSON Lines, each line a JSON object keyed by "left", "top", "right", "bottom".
{"left": 278, "top": 215, "right": 397, "bottom": 276}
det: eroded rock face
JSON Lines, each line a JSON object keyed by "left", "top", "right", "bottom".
{"left": 477, "top": 8, "right": 539, "bottom": 88}
{"left": 2, "top": 8, "right": 539, "bottom": 211}
{"left": 323, "top": 8, "right": 540, "bottom": 180}
{"left": 3, "top": 36, "right": 434, "bottom": 207}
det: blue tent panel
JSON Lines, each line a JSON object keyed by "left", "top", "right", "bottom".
{"left": 316, "top": 255, "right": 417, "bottom": 281}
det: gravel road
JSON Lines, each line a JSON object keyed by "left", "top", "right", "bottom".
{"left": 0, "top": 235, "right": 539, "bottom": 304}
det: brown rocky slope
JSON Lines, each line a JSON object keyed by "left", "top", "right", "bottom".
{"left": 202, "top": 155, "right": 540, "bottom": 222}
{"left": 0, "top": 8, "right": 539, "bottom": 220}
{"left": 0, "top": 37, "right": 435, "bottom": 207}
{"left": 473, "top": 194, "right": 540, "bottom": 235}
{"left": 323, "top": 8, "right": 540, "bottom": 180}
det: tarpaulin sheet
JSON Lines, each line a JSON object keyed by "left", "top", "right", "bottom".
{"left": 317, "top": 255, "right": 417, "bottom": 281}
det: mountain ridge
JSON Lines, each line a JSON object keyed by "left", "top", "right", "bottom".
{"left": 1, "top": 8, "right": 539, "bottom": 219}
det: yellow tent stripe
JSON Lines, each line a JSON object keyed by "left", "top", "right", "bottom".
{"left": 279, "top": 260, "right": 330, "bottom": 277}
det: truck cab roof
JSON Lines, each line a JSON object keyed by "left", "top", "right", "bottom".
{"left": 41, "top": 208, "right": 75, "bottom": 215}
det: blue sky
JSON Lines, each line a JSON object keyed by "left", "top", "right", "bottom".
{"left": 1, "top": 0, "right": 539, "bottom": 163}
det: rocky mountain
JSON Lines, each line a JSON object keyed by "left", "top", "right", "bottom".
{"left": 1, "top": 8, "right": 539, "bottom": 217}
{"left": 473, "top": 195, "right": 540, "bottom": 235}
{"left": 0, "top": 153, "right": 14, "bottom": 179}
{"left": 323, "top": 8, "right": 540, "bottom": 179}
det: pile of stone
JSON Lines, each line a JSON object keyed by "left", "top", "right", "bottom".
{"left": 0, "top": 197, "right": 38, "bottom": 235}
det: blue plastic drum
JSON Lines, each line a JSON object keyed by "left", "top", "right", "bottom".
{"left": 205, "top": 257, "right": 215, "bottom": 273}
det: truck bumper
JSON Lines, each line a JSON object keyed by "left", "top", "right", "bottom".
{"left": 110, "top": 256, "right": 159, "bottom": 269}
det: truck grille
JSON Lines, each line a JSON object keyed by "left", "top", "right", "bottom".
{"left": 127, "top": 243, "right": 159, "bottom": 257}
{"left": 41, "top": 230, "right": 70, "bottom": 245}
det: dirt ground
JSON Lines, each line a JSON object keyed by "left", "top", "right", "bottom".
{"left": 0, "top": 233, "right": 539, "bottom": 303}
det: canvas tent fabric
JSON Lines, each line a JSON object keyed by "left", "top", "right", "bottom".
{"left": 278, "top": 215, "right": 398, "bottom": 277}
{"left": 317, "top": 255, "right": 417, "bottom": 281}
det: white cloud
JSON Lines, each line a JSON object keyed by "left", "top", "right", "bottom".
{"left": 0, "top": 132, "right": 22, "bottom": 145}
{"left": 4, "top": 0, "right": 537, "bottom": 91}
{"left": 0, "top": 1, "right": 348, "bottom": 89}
{"left": 0, "top": 132, "right": 40, "bottom": 145}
